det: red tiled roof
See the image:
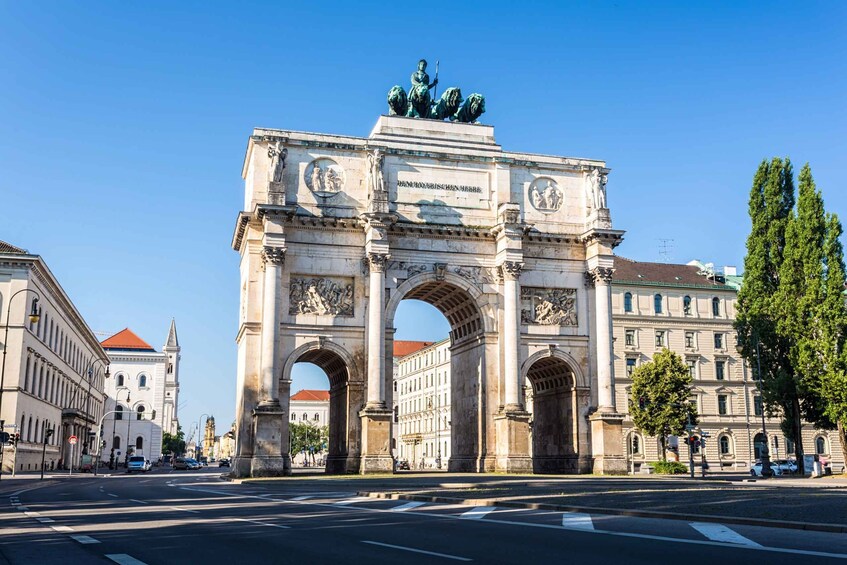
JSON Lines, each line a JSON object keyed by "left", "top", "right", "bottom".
{"left": 101, "top": 328, "right": 156, "bottom": 351}
{"left": 613, "top": 257, "right": 732, "bottom": 289}
{"left": 291, "top": 389, "right": 330, "bottom": 401}
{"left": 393, "top": 340, "right": 434, "bottom": 357}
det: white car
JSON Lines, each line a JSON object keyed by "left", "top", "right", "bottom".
{"left": 773, "top": 459, "right": 798, "bottom": 474}
{"left": 750, "top": 461, "right": 783, "bottom": 477}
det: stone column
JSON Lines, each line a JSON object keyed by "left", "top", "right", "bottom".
{"left": 359, "top": 252, "right": 393, "bottom": 474}
{"left": 587, "top": 266, "right": 626, "bottom": 474}
{"left": 250, "top": 245, "right": 291, "bottom": 476}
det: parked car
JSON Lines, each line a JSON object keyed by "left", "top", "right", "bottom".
{"left": 127, "top": 456, "right": 150, "bottom": 473}
{"left": 218, "top": 458, "right": 231, "bottom": 468}
{"left": 750, "top": 461, "right": 783, "bottom": 477}
{"left": 774, "top": 459, "right": 798, "bottom": 474}
{"left": 173, "top": 457, "right": 194, "bottom": 470}
{"left": 395, "top": 459, "right": 410, "bottom": 471}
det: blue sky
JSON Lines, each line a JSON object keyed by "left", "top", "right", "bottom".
{"left": 1, "top": 1, "right": 844, "bottom": 438}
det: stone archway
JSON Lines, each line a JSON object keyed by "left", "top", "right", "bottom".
{"left": 387, "top": 272, "right": 496, "bottom": 472}
{"left": 523, "top": 351, "right": 583, "bottom": 474}
{"left": 282, "top": 341, "right": 363, "bottom": 474}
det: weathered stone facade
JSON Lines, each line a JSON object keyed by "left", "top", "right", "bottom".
{"left": 231, "top": 116, "right": 625, "bottom": 476}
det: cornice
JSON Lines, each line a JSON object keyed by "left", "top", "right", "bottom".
{"left": 392, "top": 222, "right": 495, "bottom": 241}
{"left": 613, "top": 279, "right": 737, "bottom": 293}
{"left": 580, "top": 228, "right": 625, "bottom": 248}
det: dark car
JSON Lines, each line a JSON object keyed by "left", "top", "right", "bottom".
{"left": 219, "top": 458, "right": 231, "bottom": 468}
{"left": 396, "top": 459, "right": 410, "bottom": 471}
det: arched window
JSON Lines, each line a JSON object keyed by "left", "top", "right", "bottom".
{"left": 136, "top": 406, "right": 145, "bottom": 421}
{"left": 116, "top": 374, "right": 125, "bottom": 387}
{"left": 290, "top": 413, "right": 296, "bottom": 421}
{"left": 753, "top": 432, "right": 766, "bottom": 460}
{"left": 24, "top": 357, "right": 30, "bottom": 391}
{"left": 631, "top": 434, "right": 641, "bottom": 455}
{"left": 683, "top": 296, "right": 692, "bottom": 316}
{"left": 624, "top": 292, "right": 633, "bottom": 313}
{"left": 113, "top": 436, "right": 121, "bottom": 450}
{"left": 314, "top": 413, "right": 320, "bottom": 421}
{"left": 654, "top": 294, "right": 663, "bottom": 314}
{"left": 712, "top": 297, "right": 721, "bottom": 316}
{"left": 719, "top": 435, "right": 731, "bottom": 455}
{"left": 115, "top": 405, "right": 123, "bottom": 421}
{"left": 27, "top": 417, "right": 33, "bottom": 442}
{"left": 136, "top": 436, "right": 144, "bottom": 449}
{"left": 302, "top": 413, "right": 308, "bottom": 421}
{"left": 816, "top": 436, "right": 827, "bottom": 455}
{"left": 138, "top": 375, "right": 147, "bottom": 388}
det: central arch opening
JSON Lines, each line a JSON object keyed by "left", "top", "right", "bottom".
{"left": 525, "top": 355, "right": 579, "bottom": 474}
{"left": 389, "top": 276, "right": 489, "bottom": 473}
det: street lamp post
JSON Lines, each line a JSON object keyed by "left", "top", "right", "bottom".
{"left": 110, "top": 388, "right": 131, "bottom": 469}
{"left": 737, "top": 334, "right": 773, "bottom": 478}
{"left": 0, "top": 290, "right": 40, "bottom": 480}
{"left": 81, "top": 358, "right": 110, "bottom": 455}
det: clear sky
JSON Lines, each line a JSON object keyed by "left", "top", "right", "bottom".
{"left": 1, "top": 1, "right": 844, "bottom": 439}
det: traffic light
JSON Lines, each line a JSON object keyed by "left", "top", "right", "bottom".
{"left": 638, "top": 397, "right": 646, "bottom": 410}
{"left": 45, "top": 428, "right": 54, "bottom": 439}
{"left": 14, "top": 433, "right": 20, "bottom": 445}
{"left": 1, "top": 432, "right": 9, "bottom": 444}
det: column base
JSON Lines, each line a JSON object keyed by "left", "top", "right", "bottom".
{"left": 494, "top": 410, "right": 533, "bottom": 474}
{"left": 250, "top": 404, "right": 290, "bottom": 477}
{"left": 359, "top": 407, "right": 394, "bottom": 474}
{"left": 231, "top": 456, "right": 253, "bottom": 478}
{"left": 590, "top": 409, "right": 627, "bottom": 475}
{"left": 250, "top": 455, "right": 292, "bottom": 477}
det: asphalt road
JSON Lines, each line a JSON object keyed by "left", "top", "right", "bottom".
{"left": 2, "top": 467, "right": 847, "bottom": 564}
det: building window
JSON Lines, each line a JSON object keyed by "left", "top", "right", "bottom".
{"left": 314, "top": 413, "right": 320, "bottom": 422}
{"left": 712, "top": 297, "right": 721, "bottom": 316}
{"left": 136, "top": 436, "right": 144, "bottom": 449}
{"left": 715, "top": 360, "right": 725, "bottom": 380}
{"left": 624, "top": 292, "right": 633, "bottom": 312}
{"left": 302, "top": 413, "right": 308, "bottom": 421}
{"left": 138, "top": 375, "right": 147, "bottom": 388}
{"left": 719, "top": 435, "right": 731, "bottom": 455}
{"left": 718, "top": 394, "right": 727, "bottom": 415}
{"left": 655, "top": 331, "right": 666, "bottom": 348}
{"left": 625, "top": 329, "right": 635, "bottom": 347}
{"left": 686, "top": 360, "right": 696, "bottom": 379}
{"left": 754, "top": 432, "right": 766, "bottom": 460}
{"left": 654, "top": 294, "right": 663, "bottom": 314}
{"left": 786, "top": 438, "right": 795, "bottom": 455}
{"left": 816, "top": 436, "right": 827, "bottom": 455}
{"left": 753, "top": 395, "right": 763, "bottom": 416}
{"left": 685, "top": 331, "right": 695, "bottom": 349}
{"left": 116, "top": 374, "right": 125, "bottom": 387}
{"left": 136, "top": 406, "right": 145, "bottom": 421}
{"left": 626, "top": 358, "right": 637, "bottom": 377}
{"left": 115, "top": 405, "right": 123, "bottom": 421}
{"left": 113, "top": 436, "right": 121, "bottom": 450}
{"left": 683, "top": 295, "right": 692, "bottom": 316}
{"left": 714, "top": 333, "right": 724, "bottom": 350}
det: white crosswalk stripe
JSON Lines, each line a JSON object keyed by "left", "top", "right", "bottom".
{"left": 391, "top": 501, "right": 426, "bottom": 512}
{"left": 561, "top": 512, "right": 594, "bottom": 531}
{"left": 460, "top": 506, "right": 496, "bottom": 520}
{"left": 689, "top": 522, "right": 761, "bottom": 547}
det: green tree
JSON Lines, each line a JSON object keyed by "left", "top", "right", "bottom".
{"left": 162, "top": 426, "right": 186, "bottom": 456}
{"left": 629, "top": 349, "right": 698, "bottom": 461}
{"left": 290, "top": 423, "right": 328, "bottom": 463}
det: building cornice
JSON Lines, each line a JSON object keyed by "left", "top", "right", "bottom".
{"left": 613, "top": 279, "right": 737, "bottom": 292}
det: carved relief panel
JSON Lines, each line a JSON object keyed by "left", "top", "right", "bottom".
{"left": 289, "top": 276, "right": 354, "bottom": 316}
{"left": 521, "top": 287, "right": 577, "bottom": 326}
{"left": 305, "top": 158, "right": 346, "bottom": 197}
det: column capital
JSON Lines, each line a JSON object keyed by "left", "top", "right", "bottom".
{"left": 588, "top": 266, "right": 614, "bottom": 285}
{"left": 366, "top": 252, "right": 390, "bottom": 273}
{"left": 262, "top": 246, "right": 286, "bottom": 266}
{"left": 499, "top": 261, "right": 524, "bottom": 281}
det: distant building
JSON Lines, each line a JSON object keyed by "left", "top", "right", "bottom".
{"left": 0, "top": 240, "right": 108, "bottom": 473}
{"left": 394, "top": 339, "right": 451, "bottom": 468}
{"left": 218, "top": 425, "right": 236, "bottom": 460}
{"left": 289, "top": 389, "right": 329, "bottom": 465}
{"left": 100, "top": 322, "right": 181, "bottom": 465}
{"left": 203, "top": 416, "right": 216, "bottom": 460}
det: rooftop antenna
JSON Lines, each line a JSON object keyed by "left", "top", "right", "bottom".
{"left": 658, "top": 239, "right": 675, "bottom": 263}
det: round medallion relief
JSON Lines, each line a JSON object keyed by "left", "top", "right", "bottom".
{"left": 528, "top": 177, "right": 563, "bottom": 213}
{"left": 305, "top": 158, "right": 345, "bottom": 197}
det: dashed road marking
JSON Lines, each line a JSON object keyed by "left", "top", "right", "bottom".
{"left": 391, "top": 501, "right": 426, "bottom": 512}
{"left": 108, "top": 493, "right": 119, "bottom": 498}
{"left": 233, "top": 518, "right": 290, "bottom": 529}
{"left": 70, "top": 535, "right": 100, "bottom": 544}
{"left": 23, "top": 511, "right": 40, "bottom": 517}
{"left": 169, "top": 506, "right": 199, "bottom": 513}
{"left": 16, "top": 506, "right": 28, "bottom": 511}
{"left": 130, "top": 499, "right": 148, "bottom": 504}
{"left": 335, "top": 497, "right": 371, "bottom": 506}
{"left": 290, "top": 495, "right": 312, "bottom": 501}
{"left": 362, "top": 540, "right": 472, "bottom": 561}
{"left": 460, "top": 506, "right": 496, "bottom": 520}
{"left": 50, "top": 525, "right": 74, "bottom": 533}
{"left": 36, "top": 517, "right": 55, "bottom": 523}
{"left": 106, "top": 555, "right": 148, "bottom": 565}
{"left": 561, "top": 512, "right": 594, "bottom": 531}
{"left": 689, "top": 522, "right": 761, "bottom": 547}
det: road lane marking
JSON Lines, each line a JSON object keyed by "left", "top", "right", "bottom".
{"left": 174, "top": 486, "right": 847, "bottom": 560}
{"left": 460, "top": 506, "right": 496, "bottom": 520}
{"left": 36, "top": 517, "right": 55, "bottom": 523}
{"left": 335, "top": 497, "right": 371, "bottom": 506}
{"left": 233, "top": 518, "right": 290, "bottom": 529}
{"left": 108, "top": 493, "right": 119, "bottom": 498}
{"left": 290, "top": 495, "right": 312, "bottom": 501}
{"left": 689, "top": 522, "right": 761, "bottom": 547}
{"left": 70, "top": 535, "right": 100, "bottom": 544}
{"left": 169, "top": 506, "right": 199, "bottom": 513}
{"left": 392, "top": 501, "right": 426, "bottom": 512}
{"left": 130, "top": 499, "right": 149, "bottom": 504}
{"left": 562, "top": 512, "right": 594, "bottom": 531}
{"left": 362, "top": 540, "right": 472, "bottom": 561}
{"left": 24, "top": 511, "right": 40, "bottom": 517}
{"left": 16, "top": 506, "right": 28, "bottom": 511}
{"left": 51, "top": 525, "right": 74, "bottom": 533}
{"left": 106, "top": 555, "right": 148, "bottom": 565}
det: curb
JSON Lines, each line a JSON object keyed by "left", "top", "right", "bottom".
{"left": 219, "top": 474, "right": 242, "bottom": 484}
{"left": 358, "top": 491, "right": 847, "bottom": 534}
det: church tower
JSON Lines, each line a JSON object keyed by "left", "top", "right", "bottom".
{"left": 162, "top": 319, "right": 181, "bottom": 435}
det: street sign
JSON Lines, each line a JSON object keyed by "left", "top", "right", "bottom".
{"left": 3, "top": 424, "right": 17, "bottom": 429}
{"left": 68, "top": 435, "right": 78, "bottom": 445}
{"left": 700, "top": 432, "right": 711, "bottom": 438}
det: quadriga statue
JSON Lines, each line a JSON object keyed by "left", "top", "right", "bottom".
{"left": 385, "top": 59, "right": 486, "bottom": 124}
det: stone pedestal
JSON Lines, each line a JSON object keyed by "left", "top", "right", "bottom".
{"left": 359, "top": 407, "right": 394, "bottom": 474}
{"left": 250, "top": 405, "right": 291, "bottom": 477}
{"left": 494, "top": 410, "right": 533, "bottom": 473}
{"left": 590, "top": 410, "right": 626, "bottom": 475}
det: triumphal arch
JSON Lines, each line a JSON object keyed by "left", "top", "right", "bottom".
{"left": 231, "top": 62, "right": 626, "bottom": 477}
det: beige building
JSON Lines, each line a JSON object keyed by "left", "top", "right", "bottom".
{"left": 395, "top": 339, "right": 451, "bottom": 468}
{"left": 612, "top": 257, "right": 845, "bottom": 472}
{"left": 0, "top": 240, "right": 108, "bottom": 473}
